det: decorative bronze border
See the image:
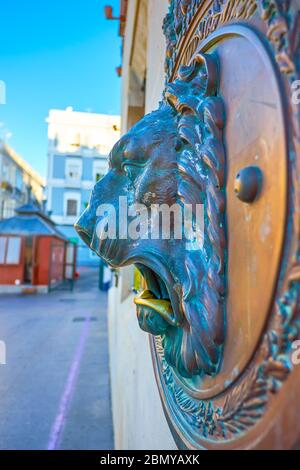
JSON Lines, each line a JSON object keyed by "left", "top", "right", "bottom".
{"left": 164, "top": 1, "right": 300, "bottom": 80}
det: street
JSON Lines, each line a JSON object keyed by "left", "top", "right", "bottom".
{"left": 0, "top": 267, "right": 113, "bottom": 450}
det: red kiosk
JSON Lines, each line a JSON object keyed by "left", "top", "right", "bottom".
{"left": 0, "top": 204, "right": 76, "bottom": 293}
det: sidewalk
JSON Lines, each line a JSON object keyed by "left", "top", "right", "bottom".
{"left": 0, "top": 267, "right": 113, "bottom": 450}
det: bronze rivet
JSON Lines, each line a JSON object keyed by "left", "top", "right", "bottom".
{"left": 234, "top": 166, "right": 263, "bottom": 203}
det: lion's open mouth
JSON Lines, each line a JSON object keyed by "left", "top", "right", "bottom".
{"left": 134, "top": 264, "right": 179, "bottom": 328}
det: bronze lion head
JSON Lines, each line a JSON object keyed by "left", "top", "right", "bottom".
{"left": 75, "top": 53, "right": 227, "bottom": 378}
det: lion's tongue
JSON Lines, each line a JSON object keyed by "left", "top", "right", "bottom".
{"left": 134, "top": 290, "right": 177, "bottom": 326}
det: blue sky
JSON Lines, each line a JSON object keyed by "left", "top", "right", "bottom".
{"left": 0, "top": 0, "right": 121, "bottom": 177}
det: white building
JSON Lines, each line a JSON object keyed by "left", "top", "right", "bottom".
{"left": 46, "top": 107, "right": 120, "bottom": 265}
{"left": 0, "top": 140, "right": 44, "bottom": 220}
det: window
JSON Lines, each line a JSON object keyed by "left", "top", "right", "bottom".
{"left": 2, "top": 162, "right": 10, "bottom": 181}
{"left": 16, "top": 170, "right": 23, "bottom": 191}
{"left": 0, "top": 237, "right": 21, "bottom": 265}
{"left": 2, "top": 200, "right": 16, "bottom": 219}
{"left": 66, "top": 199, "right": 78, "bottom": 216}
{"left": 93, "top": 161, "right": 106, "bottom": 183}
{"left": 65, "top": 158, "right": 82, "bottom": 181}
{"left": 63, "top": 192, "right": 81, "bottom": 220}
{"left": 0, "top": 238, "right": 6, "bottom": 264}
{"left": 6, "top": 237, "right": 21, "bottom": 264}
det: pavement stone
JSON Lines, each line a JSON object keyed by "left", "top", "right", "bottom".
{"left": 0, "top": 267, "right": 114, "bottom": 450}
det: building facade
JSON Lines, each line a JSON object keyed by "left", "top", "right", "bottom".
{"left": 46, "top": 107, "right": 120, "bottom": 265}
{"left": 0, "top": 141, "right": 44, "bottom": 220}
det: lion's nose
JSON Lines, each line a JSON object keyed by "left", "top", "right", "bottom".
{"left": 74, "top": 208, "right": 95, "bottom": 247}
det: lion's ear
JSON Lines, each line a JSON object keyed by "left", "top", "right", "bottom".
{"left": 193, "top": 53, "right": 219, "bottom": 97}
{"left": 165, "top": 53, "right": 219, "bottom": 112}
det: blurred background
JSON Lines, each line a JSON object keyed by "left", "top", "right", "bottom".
{"left": 0, "top": 0, "right": 176, "bottom": 451}
{"left": 0, "top": 0, "right": 121, "bottom": 451}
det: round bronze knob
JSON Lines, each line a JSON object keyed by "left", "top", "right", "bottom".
{"left": 234, "top": 166, "right": 263, "bottom": 203}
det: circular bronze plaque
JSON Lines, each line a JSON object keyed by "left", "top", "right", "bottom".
{"left": 150, "top": 0, "right": 300, "bottom": 450}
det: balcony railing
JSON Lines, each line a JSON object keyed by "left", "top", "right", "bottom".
{"left": 64, "top": 177, "right": 81, "bottom": 188}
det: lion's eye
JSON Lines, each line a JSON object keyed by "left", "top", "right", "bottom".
{"left": 122, "top": 163, "right": 141, "bottom": 182}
